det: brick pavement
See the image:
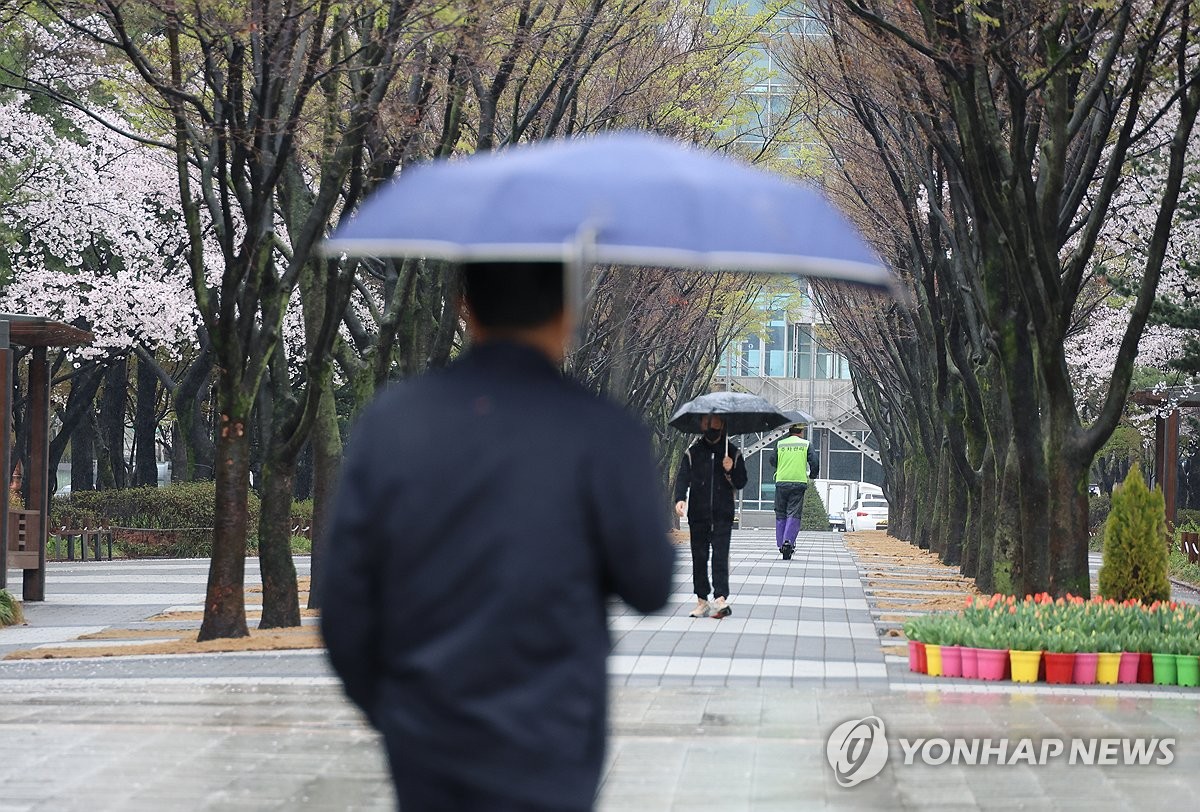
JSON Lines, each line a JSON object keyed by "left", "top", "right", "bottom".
{"left": 2, "top": 531, "right": 1200, "bottom": 810}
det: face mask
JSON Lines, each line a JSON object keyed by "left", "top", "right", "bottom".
{"left": 703, "top": 427, "right": 722, "bottom": 443}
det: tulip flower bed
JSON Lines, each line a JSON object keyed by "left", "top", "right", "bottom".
{"left": 903, "top": 593, "right": 1200, "bottom": 687}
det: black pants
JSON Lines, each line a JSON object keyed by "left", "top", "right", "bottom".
{"left": 774, "top": 482, "right": 807, "bottom": 521}
{"left": 386, "top": 746, "right": 582, "bottom": 812}
{"left": 689, "top": 521, "right": 731, "bottom": 599}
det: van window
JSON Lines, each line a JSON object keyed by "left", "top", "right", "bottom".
{"left": 863, "top": 501, "right": 888, "bottom": 508}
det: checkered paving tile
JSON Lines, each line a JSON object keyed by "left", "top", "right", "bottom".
{"left": 607, "top": 529, "right": 886, "bottom": 687}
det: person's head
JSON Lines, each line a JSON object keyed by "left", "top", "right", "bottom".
{"left": 700, "top": 414, "right": 725, "bottom": 444}
{"left": 461, "top": 261, "right": 568, "bottom": 361}
{"left": 789, "top": 423, "right": 806, "bottom": 436}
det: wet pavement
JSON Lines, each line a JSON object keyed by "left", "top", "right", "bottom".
{"left": 3, "top": 531, "right": 1200, "bottom": 810}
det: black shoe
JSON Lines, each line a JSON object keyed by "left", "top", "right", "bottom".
{"left": 781, "top": 542, "right": 794, "bottom": 560}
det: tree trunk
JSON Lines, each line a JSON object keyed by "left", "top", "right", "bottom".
{"left": 133, "top": 355, "right": 160, "bottom": 487}
{"left": 258, "top": 453, "right": 301, "bottom": 628}
{"left": 942, "top": 458, "right": 966, "bottom": 567}
{"left": 1047, "top": 414, "right": 1091, "bottom": 596}
{"left": 306, "top": 382, "right": 342, "bottom": 611}
{"left": 175, "top": 350, "right": 216, "bottom": 481}
{"left": 197, "top": 409, "right": 251, "bottom": 641}
{"left": 71, "top": 412, "right": 96, "bottom": 493}
{"left": 96, "top": 358, "right": 128, "bottom": 490}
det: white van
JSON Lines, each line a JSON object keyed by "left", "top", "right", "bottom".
{"left": 812, "top": 479, "right": 885, "bottom": 531}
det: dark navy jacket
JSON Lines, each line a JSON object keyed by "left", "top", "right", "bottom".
{"left": 672, "top": 436, "right": 749, "bottom": 524}
{"left": 320, "top": 341, "right": 674, "bottom": 809}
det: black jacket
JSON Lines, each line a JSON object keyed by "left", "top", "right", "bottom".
{"left": 320, "top": 341, "right": 674, "bottom": 809}
{"left": 673, "top": 436, "right": 749, "bottom": 523}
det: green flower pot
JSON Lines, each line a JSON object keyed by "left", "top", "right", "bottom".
{"left": 1175, "top": 654, "right": 1200, "bottom": 688}
{"left": 1152, "top": 652, "right": 1177, "bottom": 686}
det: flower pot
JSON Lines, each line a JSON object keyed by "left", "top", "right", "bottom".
{"left": 976, "top": 648, "right": 1008, "bottom": 681}
{"left": 925, "top": 644, "right": 944, "bottom": 677}
{"left": 907, "top": 641, "right": 927, "bottom": 673}
{"left": 1010, "top": 649, "right": 1041, "bottom": 683}
{"left": 960, "top": 647, "right": 979, "bottom": 680}
{"left": 1117, "top": 652, "right": 1140, "bottom": 684}
{"left": 1073, "top": 652, "right": 1099, "bottom": 685}
{"left": 1175, "top": 654, "right": 1200, "bottom": 687}
{"left": 1043, "top": 651, "right": 1074, "bottom": 684}
{"left": 1096, "top": 652, "right": 1122, "bottom": 685}
{"left": 1138, "top": 652, "right": 1155, "bottom": 683}
{"left": 940, "top": 645, "right": 963, "bottom": 678}
{"left": 1152, "top": 652, "right": 1177, "bottom": 686}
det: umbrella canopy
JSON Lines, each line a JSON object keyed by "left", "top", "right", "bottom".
{"left": 669, "top": 392, "right": 792, "bottom": 435}
{"left": 323, "top": 132, "right": 893, "bottom": 290}
{"left": 781, "top": 409, "right": 815, "bottom": 425}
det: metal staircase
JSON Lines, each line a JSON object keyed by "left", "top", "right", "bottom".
{"left": 717, "top": 372, "right": 881, "bottom": 464}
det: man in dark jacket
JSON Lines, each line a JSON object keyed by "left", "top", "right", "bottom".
{"left": 672, "top": 415, "right": 748, "bottom": 619}
{"left": 321, "top": 261, "right": 675, "bottom": 812}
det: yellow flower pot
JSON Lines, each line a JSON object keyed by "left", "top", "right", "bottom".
{"left": 925, "top": 644, "right": 944, "bottom": 677}
{"left": 1009, "top": 649, "right": 1041, "bottom": 683}
{"left": 1096, "top": 652, "right": 1121, "bottom": 685}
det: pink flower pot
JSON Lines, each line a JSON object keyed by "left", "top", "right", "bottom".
{"left": 976, "top": 648, "right": 1009, "bottom": 681}
{"left": 1073, "top": 652, "right": 1099, "bottom": 685}
{"left": 1044, "top": 652, "right": 1075, "bottom": 684}
{"left": 960, "top": 647, "right": 979, "bottom": 679}
{"left": 940, "top": 645, "right": 963, "bottom": 678}
{"left": 1117, "top": 652, "right": 1140, "bottom": 684}
{"left": 907, "top": 641, "right": 927, "bottom": 673}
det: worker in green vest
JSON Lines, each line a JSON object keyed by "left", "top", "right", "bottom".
{"left": 769, "top": 423, "right": 819, "bottom": 560}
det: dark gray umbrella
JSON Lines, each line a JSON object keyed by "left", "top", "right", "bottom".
{"left": 781, "top": 409, "right": 815, "bottom": 425}
{"left": 669, "top": 392, "right": 791, "bottom": 436}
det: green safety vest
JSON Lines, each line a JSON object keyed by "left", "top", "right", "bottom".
{"left": 775, "top": 436, "right": 811, "bottom": 483}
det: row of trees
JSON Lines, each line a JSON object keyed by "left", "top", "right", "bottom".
{"left": 797, "top": 1, "right": 1200, "bottom": 596}
{"left": 1, "top": 1, "right": 805, "bottom": 638}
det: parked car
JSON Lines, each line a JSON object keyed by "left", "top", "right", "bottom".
{"left": 844, "top": 498, "right": 889, "bottom": 532}
{"left": 813, "top": 479, "right": 885, "bottom": 531}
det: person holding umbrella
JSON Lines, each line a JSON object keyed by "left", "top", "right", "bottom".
{"left": 673, "top": 414, "right": 749, "bottom": 619}
{"left": 321, "top": 261, "right": 675, "bottom": 811}
{"left": 770, "top": 422, "right": 820, "bottom": 560}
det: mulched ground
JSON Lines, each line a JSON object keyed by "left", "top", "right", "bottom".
{"left": 844, "top": 530, "right": 981, "bottom": 642}
{"left": 3, "top": 577, "right": 318, "bottom": 660}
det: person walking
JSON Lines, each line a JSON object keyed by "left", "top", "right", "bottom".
{"left": 770, "top": 423, "right": 819, "bottom": 560}
{"left": 320, "top": 261, "right": 675, "bottom": 812}
{"left": 673, "top": 414, "right": 748, "bottom": 619}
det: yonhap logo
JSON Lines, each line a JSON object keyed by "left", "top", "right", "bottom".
{"left": 827, "top": 716, "right": 889, "bottom": 787}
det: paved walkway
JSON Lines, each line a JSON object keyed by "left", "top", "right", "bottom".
{"left": 2, "top": 531, "right": 1200, "bottom": 810}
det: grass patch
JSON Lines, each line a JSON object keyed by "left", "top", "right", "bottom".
{"left": 0, "top": 589, "right": 25, "bottom": 626}
{"left": 1168, "top": 547, "right": 1200, "bottom": 589}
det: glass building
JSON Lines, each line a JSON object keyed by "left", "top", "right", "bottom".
{"left": 716, "top": 284, "right": 883, "bottom": 513}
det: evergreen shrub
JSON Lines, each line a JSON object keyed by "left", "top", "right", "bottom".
{"left": 802, "top": 485, "right": 830, "bottom": 531}
{"left": 1098, "top": 466, "right": 1170, "bottom": 604}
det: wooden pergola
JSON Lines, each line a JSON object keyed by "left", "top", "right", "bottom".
{"left": 0, "top": 314, "right": 92, "bottom": 601}
{"left": 1130, "top": 385, "right": 1200, "bottom": 529}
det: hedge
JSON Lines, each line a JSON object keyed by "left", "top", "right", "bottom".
{"left": 48, "top": 482, "right": 313, "bottom": 558}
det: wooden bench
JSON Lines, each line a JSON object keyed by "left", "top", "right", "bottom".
{"left": 7, "top": 508, "right": 45, "bottom": 601}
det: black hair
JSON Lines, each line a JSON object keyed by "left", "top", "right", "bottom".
{"left": 461, "top": 261, "right": 565, "bottom": 330}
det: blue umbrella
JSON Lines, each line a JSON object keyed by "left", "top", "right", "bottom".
{"left": 323, "top": 132, "right": 892, "bottom": 289}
